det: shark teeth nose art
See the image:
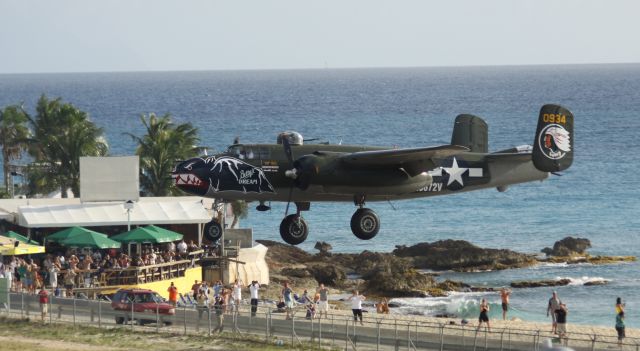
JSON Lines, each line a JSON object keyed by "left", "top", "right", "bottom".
{"left": 175, "top": 174, "right": 203, "bottom": 186}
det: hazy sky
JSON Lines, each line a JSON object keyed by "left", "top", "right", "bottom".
{"left": 1, "top": 0, "right": 639, "bottom": 73}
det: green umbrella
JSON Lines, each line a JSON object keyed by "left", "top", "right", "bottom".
{"left": 46, "top": 226, "right": 108, "bottom": 243}
{"left": 144, "top": 225, "right": 183, "bottom": 241}
{"left": 59, "top": 231, "right": 121, "bottom": 249}
{"left": 2, "top": 231, "right": 39, "bottom": 245}
{"left": 111, "top": 226, "right": 182, "bottom": 244}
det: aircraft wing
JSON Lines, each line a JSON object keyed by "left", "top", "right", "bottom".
{"left": 339, "top": 145, "right": 469, "bottom": 176}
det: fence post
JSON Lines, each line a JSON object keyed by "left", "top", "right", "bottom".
{"left": 439, "top": 323, "right": 445, "bottom": 351}
{"left": 534, "top": 330, "right": 540, "bottom": 351}
{"left": 20, "top": 292, "right": 24, "bottom": 319}
{"left": 183, "top": 304, "right": 187, "bottom": 335}
{"left": 292, "top": 315, "right": 296, "bottom": 347}
{"left": 345, "top": 318, "right": 349, "bottom": 351}
{"left": 265, "top": 309, "right": 269, "bottom": 342}
{"left": 130, "top": 297, "right": 134, "bottom": 331}
{"left": 98, "top": 299, "right": 102, "bottom": 329}
{"left": 407, "top": 322, "right": 411, "bottom": 350}
{"left": 331, "top": 314, "right": 335, "bottom": 348}
{"left": 318, "top": 315, "right": 322, "bottom": 349}
{"left": 499, "top": 329, "right": 505, "bottom": 351}
{"left": 590, "top": 334, "right": 597, "bottom": 351}
{"left": 49, "top": 296, "right": 52, "bottom": 324}
{"left": 377, "top": 320, "right": 381, "bottom": 351}
{"left": 208, "top": 306, "right": 212, "bottom": 337}
{"left": 156, "top": 302, "right": 160, "bottom": 334}
{"left": 472, "top": 329, "right": 478, "bottom": 351}
{"left": 73, "top": 295, "right": 77, "bottom": 327}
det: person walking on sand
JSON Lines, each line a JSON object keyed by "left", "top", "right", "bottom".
{"left": 477, "top": 298, "right": 491, "bottom": 331}
{"left": 347, "top": 290, "right": 366, "bottom": 326}
{"left": 500, "top": 288, "right": 511, "bottom": 320}
{"left": 168, "top": 282, "right": 178, "bottom": 306}
{"left": 547, "top": 291, "right": 562, "bottom": 334}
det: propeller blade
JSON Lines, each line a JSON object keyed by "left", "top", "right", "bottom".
{"left": 282, "top": 135, "right": 295, "bottom": 216}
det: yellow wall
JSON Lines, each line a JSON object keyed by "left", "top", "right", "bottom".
{"left": 102, "top": 266, "right": 202, "bottom": 300}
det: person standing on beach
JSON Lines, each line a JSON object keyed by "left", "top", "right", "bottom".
{"left": 282, "top": 281, "right": 294, "bottom": 320}
{"left": 500, "top": 288, "right": 511, "bottom": 320}
{"left": 616, "top": 297, "right": 625, "bottom": 314}
{"left": 347, "top": 290, "right": 366, "bottom": 326}
{"left": 616, "top": 311, "right": 625, "bottom": 347}
{"left": 556, "top": 303, "right": 568, "bottom": 343}
{"left": 547, "top": 291, "right": 562, "bottom": 334}
{"left": 317, "top": 283, "right": 329, "bottom": 319}
{"left": 477, "top": 298, "right": 491, "bottom": 331}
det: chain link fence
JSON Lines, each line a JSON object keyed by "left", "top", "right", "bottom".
{"left": 2, "top": 292, "right": 638, "bottom": 351}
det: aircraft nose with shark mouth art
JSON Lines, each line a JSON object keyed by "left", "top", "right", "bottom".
{"left": 173, "top": 104, "right": 574, "bottom": 246}
{"left": 173, "top": 156, "right": 275, "bottom": 198}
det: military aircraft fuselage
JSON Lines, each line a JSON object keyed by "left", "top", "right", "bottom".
{"left": 174, "top": 142, "right": 547, "bottom": 203}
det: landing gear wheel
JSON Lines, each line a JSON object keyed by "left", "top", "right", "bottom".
{"left": 279, "top": 214, "right": 309, "bottom": 245}
{"left": 350, "top": 208, "right": 380, "bottom": 240}
{"left": 204, "top": 219, "right": 223, "bottom": 242}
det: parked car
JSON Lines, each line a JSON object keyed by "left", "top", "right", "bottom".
{"left": 111, "top": 288, "right": 175, "bottom": 325}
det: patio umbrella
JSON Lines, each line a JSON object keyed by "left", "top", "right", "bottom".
{"left": 111, "top": 226, "right": 181, "bottom": 244}
{"left": 144, "top": 225, "right": 183, "bottom": 242}
{"left": 0, "top": 243, "right": 45, "bottom": 256}
{"left": 59, "top": 231, "right": 121, "bottom": 249}
{"left": 46, "top": 226, "right": 107, "bottom": 243}
{"left": 2, "top": 231, "right": 40, "bottom": 245}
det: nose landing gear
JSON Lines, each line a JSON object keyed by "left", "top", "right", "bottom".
{"left": 279, "top": 202, "right": 310, "bottom": 245}
{"left": 350, "top": 195, "right": 380, "bottom": 240}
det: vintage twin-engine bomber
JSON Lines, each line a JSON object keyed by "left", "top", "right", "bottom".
{"left": 173, "top": 104, "right": 574, "bottom": 245}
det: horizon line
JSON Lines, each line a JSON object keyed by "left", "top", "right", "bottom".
{"left": 1, "top": 61, "right": 639, "bottom": 76}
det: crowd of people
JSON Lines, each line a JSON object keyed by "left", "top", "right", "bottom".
{"left": 0, "top": 239, "right": 212, "bottom": 296}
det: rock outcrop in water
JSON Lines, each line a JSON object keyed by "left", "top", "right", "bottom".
{"left": 393, "top": 239, "right": 537, "bottom": 272}
{"left": 541, "top": 236, "right": 591, "bottom": 257}
{"left": 539, "top": 237, "right": 636, "bottom": 265}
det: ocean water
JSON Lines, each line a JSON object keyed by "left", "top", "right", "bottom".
{"left": 1, "top": 64, "right": 639, "bottom": 327}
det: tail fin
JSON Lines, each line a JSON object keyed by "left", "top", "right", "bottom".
{"left": 451, "top": 114, "right": 488, "bottom": 153}
{"left": 532, "top": 104, "right": 574, "bottom": 172}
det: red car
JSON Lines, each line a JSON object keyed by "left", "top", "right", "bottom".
{"left": 111, "top": 289, "right": 175, "bottom": 325}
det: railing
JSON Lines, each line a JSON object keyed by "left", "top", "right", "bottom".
{"left": 2, "top": 292, "right": 639, "bottom": 351}
{"left": 54, "top": 259, "right": 197, "bottom": 293}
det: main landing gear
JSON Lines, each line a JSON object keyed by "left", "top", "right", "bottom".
{"left": 278, "top": 197, "right": 380, "bottom": 245}
{"left": 350, "top": 195, "right": 380, "bottom": 240}
{"left": 279, "top": 202, "right": 310, "bottom": 245}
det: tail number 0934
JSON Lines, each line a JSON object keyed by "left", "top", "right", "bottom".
{"left": 543, "top": 114, "right": 567, "bottom": 124}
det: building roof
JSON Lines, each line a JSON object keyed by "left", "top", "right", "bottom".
{"left": 0, "top": 197, "right": 214, "bottom": 228}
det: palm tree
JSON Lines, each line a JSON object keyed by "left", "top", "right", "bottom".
{"left": 0, "top": 104, "right": 31, "bottom": 192}
{"left": 28, "top": 95, "right": 108, "bottom": 197}
{"left": 230, "top": 200, "right": 249, "bottom": 228}
{"left": 127, "top": 113, "right": 205, "bottom": 196}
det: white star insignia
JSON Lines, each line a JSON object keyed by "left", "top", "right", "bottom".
{"left": 442, "top": 157, "right": 468, "bottom": 186}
